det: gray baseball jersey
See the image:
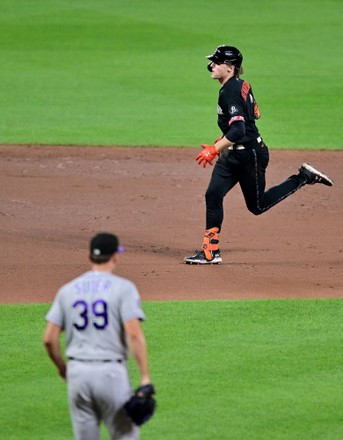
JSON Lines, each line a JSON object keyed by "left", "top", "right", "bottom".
{"left": 46, "top": 269, "right": 145, "bottom": 439}
{"left": 46, "top": 270, "right": 145, "bottom": 361}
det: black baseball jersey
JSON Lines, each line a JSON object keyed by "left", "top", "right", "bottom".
{"left": 217, "top": 77, "right": 261, "bottom": 145}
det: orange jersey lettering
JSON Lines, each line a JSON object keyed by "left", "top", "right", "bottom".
{"left": 241, "top": 81, "right": 250, "bottom": 101}
{"left": 253, "top": 98, "right": 261, "bottom": 119}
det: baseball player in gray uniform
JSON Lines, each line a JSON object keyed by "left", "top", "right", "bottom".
{"left": 43, "top": 232, "right": 153, "bottom": 440}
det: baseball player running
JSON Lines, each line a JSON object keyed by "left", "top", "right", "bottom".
{"left": 43, "top": 232, "right": 153, "bottom": 440}
{"left": 184, "top": 45, "right": 333, "bottom": 265}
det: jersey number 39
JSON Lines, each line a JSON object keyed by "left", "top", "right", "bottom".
{"left": 72, "top": 300, "right": 108, "bottom": 330}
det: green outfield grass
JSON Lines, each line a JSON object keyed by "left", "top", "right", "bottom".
{"left": 0, "top": 0, "right": 342, "bottom": 149}
{"left": 1, "top": 300, "right": 343, "bottom": 440}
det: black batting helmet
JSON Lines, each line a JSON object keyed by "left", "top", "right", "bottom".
{"left": 206, "top": 45, "right": 243, "bottom": 72}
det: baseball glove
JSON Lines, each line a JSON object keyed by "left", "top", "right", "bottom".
{"left": 123, "top": 384, "right": 156, "bottom": 426}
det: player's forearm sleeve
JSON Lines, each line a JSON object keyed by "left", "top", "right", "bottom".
{"left": 225, "top": 120, "right": 246, "bottom": 143}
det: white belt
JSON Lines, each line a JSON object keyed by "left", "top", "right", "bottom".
{"left": 228, "top": 145, "right": 245, "bottom": 150}
{"left": 228, "top": 137, "right": 262, "bottom": 150}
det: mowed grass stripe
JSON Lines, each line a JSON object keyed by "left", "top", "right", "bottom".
{"left": 0, "top": 0, "right": 342, "bottom": 148}
{"left": 1, "top": 299, "right": 342, "bottom": 439}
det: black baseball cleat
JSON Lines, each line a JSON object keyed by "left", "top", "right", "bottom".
{"left": 183, "top": 250, "right": 222, "bottom": 265}
{"left": 299, "top": 163, "right": 333, "bottom": 186}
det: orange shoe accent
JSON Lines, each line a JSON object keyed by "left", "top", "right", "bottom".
{"left": 202, "top": 227, "right": 220, "bottom": 261}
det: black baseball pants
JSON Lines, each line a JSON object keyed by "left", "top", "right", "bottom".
{"left": 205, "top": 141, "right": 307, "bottom": 231}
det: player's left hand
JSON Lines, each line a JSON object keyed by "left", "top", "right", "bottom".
{"left": 123, "top": 384, "right": 156, "bottom": 426}
{"left": 196, "top": 144, "right": 219, "bottom": 168}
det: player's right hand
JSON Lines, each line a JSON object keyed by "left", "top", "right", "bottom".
{"left": 196, "top": 144, "right": 219, "bottom": 168}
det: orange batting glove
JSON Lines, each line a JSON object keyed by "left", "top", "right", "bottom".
{"left": 196, "top": 144, "right": 219, "bottom": 168}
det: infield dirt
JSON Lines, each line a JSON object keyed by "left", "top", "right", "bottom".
{"left": 0, "top": 145, "right": 342, "bottom": 304}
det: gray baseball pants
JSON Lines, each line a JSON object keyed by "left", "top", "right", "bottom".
{"left": 67, "top": 360, "right": 139, "bottom": 440}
